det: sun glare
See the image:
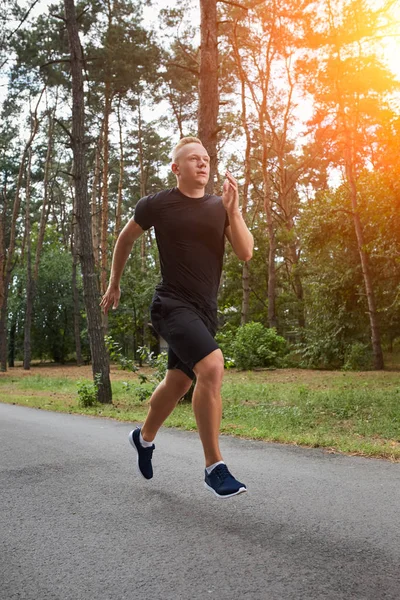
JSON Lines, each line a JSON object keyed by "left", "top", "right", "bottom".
{"left": 371, "top": 1, "right": 400, "bottom": 80}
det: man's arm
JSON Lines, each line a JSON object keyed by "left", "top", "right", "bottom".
{"left": 100, "top": 218, "right": 145, "bottom": 315}
{"left": 223, "top": 171, "right": 253, "bottom": 262}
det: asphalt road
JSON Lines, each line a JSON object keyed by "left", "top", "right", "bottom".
{"left": 1, "top": 403, "right": 400, "bottom": 600}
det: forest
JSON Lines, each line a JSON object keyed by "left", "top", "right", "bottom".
{"left": 1, "top": 0, "right": 399, "bottom": 404}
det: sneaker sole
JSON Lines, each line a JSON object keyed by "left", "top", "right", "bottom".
{"left": 128, "top": 429, "right": 152, "bottom": 481}
{"left": 204, "top": 482, "right": 247, "bottom": 499}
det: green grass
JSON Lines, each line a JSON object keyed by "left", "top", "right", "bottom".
{"left": 1, "top": 367, "right": 400, "bottom": 461}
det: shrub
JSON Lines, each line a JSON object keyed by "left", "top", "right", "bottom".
{"left": 105, "top": 335, "right": 138, "bottom": 372}
{"left": 131, "top": 381, "right": 156, "bottom": 402}
{"left": 215, "top": 323, "right": 236, "bottom": 368}
{"left": 295, "top": 329, "right": 344, "bottom": 369}
{"left": 343, "top": 342, "right": 373, "bottom": 371}
{"left": 152, "top": 351, "right": 168, "bottom": 382}
{"left": 77, "top": 373, "right": 102, "bottom": 407}
{"left": 129, "top": 352, "right": 169, "bottom": 402}
{"left": 232, "top": 322, "right": 288, "bottom": 370}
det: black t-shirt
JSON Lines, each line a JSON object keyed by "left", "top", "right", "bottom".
{"left": 134, "top": 187, "right": 229, "bottom": 312}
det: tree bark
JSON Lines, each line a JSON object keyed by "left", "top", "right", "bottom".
{"left": 114, "top": 96, "right": 124, "bottom": 239}
{"left": 264, "top": 188, "right": 277, "bottom": 329}
{"left": 71, "top": 181, "right": 83, "bottom": 367}
{"left": 287, "top": 234, "right": 305, "bottom": 329}
{"left": 72, "top": 251, "right": 83, "bottom": 366}
{"left": 23, "top": 147, "right": 33, "bottom": 370}
{"left": 101, "top": 80, "right": 112, "bottom": 296}
{"left": 239, "top": 78, "right": 251, "bottom": 325}
{"left": 8, "top": 316, "right": 16, "bottom": 368}
{"left": 231, "top": 18, "right": 277, "bottom": 329}
{"left": 261, "top": 102, "right": 277, "bottom": 329}
{"left": 138, "top": 101, "right": 148, "bottom": 348}
{"left": 346, "top": 160, "right": 384, "bottom": 369}
{"left": 64, "top": 0, "right": 112, "bottom": 402}
{"left": 198, "top": 0, "right": 219, "bottom": 194}
{"left": 34, "top": 111, "right": 54, "bottom": 282}
{"left": 91, "top": 124, "right": 103, "bottom": 268}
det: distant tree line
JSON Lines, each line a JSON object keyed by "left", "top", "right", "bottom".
{"left": 0, "top": 0, "right": 399, "bottom": 401}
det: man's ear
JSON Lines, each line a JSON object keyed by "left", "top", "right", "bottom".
{"left": 171, "top": 162, "right": 179, "bottom": 175}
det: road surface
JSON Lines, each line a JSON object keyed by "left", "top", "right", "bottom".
{"left": 1, "top": 403, "right": 399, "bottom": 600}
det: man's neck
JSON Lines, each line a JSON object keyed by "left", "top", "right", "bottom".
{"left": 177, "top": 183, "right": 205, "bottom": 199}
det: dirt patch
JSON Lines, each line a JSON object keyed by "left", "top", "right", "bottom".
{"left": 1, "top": 363, "right": 400, "bottom": 387}
{"left": 0, "top": 362, "right": 151, "bottom": 382}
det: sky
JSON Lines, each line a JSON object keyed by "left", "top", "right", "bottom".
{"left": 4, "top": 0, "right": 400, "bottom": 79}
{"left": 1, "top": 0, "right": 399, "bottom": 147}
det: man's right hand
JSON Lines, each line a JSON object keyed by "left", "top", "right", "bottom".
{"left": 100, "top": 284, "right": 121, "bottom": 315}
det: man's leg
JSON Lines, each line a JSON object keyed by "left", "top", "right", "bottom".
{"left": 192, "top": 349, "right": 246, "bottom": 497}
{"left": 192, "top": 349, "right": 224, "bottom": 467}
{"left": 141, "top": 368, "right": 193, "bottom": 442}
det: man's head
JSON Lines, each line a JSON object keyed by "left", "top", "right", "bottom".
{"left": 171, "top": 137, "right": 210, "bottom": 189}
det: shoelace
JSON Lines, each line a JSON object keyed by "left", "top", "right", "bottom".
{"left": 212, "top": 463, "right": 231, "bottom": 482}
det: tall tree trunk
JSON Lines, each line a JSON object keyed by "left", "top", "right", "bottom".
{"left": 0, "top": 89, "right": 44, "bottom": 371}
{"left": 264, "top": 189, "right": 277, "bottom": 329}
{"left": 91, "top": 124, "right": 103, "bottom": 268}
{"left": 72, "top": 250, "right": 83, "bottom": 366}
{"left": 239, "top": 78, "right": 251, "bottom": 325}
{"left": 23, "top": 147, "right": 33, "bottom": 370}
{"left": 71, "top": 182, "right": 83, "bottom": 367}
{"left": 231, "top": 18, "right": 277, "bottom": 329}
{"left": 114, "top": 96, "right": 124, "bottom": 239}
{"left": 346, "top": 160, "right": 384, "bottom": 369}
{"left": 287, "top": 237, "right": 305, "bottom": 329}
{"left": 138, "top": 102, "right": 148, "bottom": 347}
{"left": 261, "top": 122, "right": 277, "bottom": 329}
{"left": 101, "top": 80, "right": 112, "bottom": 296}
{"left": 34, "top": 111, "right": 54, "bottom": 282}
{"left": 8, "top": 317, "right": 16, "bottom": 368}
{"left": 198, "top": 0, "right": 218, "bottom": 194}
{"left": 64, "top": 0, "right": 112, "bottom": 403}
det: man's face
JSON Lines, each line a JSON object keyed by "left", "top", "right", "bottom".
{"left": 172, "top": 143, "right": 210, "bottom": 188}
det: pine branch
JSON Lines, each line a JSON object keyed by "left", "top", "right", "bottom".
{"left": 40, "top": 58, "right": 71, "bottom": 69}
{"left": 55, "top": 118, "right": 73, "bottom": 143}
{"left": 165, "top": 62, "right": 199, "bottom": 76}
{"left": 7, "top": 0, "right": 41, "bottom": 40}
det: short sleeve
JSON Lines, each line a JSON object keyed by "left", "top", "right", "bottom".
{"left": 134, "top": 196, "right": 153, "bottom": 230}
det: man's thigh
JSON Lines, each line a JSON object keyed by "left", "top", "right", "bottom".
{"left": 151, "top": 302, "right": 219, "bottom": 373}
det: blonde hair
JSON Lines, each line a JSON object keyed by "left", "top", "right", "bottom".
{"left": 172, "top": 137, "right": 203, "bottom": 163}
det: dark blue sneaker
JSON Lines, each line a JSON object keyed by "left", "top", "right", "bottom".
{"left": 128, "top": 428, "right": 155, "bottom": 480}
{"left": 204, "top": 464, "right": 247, "bottom": 498}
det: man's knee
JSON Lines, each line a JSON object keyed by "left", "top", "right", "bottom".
{"left": 193, "top": 349, "right": 224, "bottom": 382}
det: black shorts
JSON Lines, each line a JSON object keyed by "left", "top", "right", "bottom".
{"left": 150, "top": 294, "right": 219, "bottom": 380}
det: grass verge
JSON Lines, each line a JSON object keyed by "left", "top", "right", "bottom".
{"left": 1, "top": 366, "right": 400, "bottom": 461}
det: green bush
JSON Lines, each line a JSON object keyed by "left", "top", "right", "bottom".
{"left": 105, "top": 335, "right": 138, "bottom": 372}
{"left": 131, "top": 381, "right": 156, "bottom": 402}
{"left": 343, "top": 342, "right": 373, "bottom": 371}
{"left": 215, "top": 323, "right": 236, "bottom": 368}
{"left": 295, "top": 329, "right": 344, "bottom": 369}
{"left": 232, "top": 322, "right": 288, "bottom": 370}
{"left": 129, "top": 352, "right": 168, "bottom": 402}
{"left": 152, "top": 351, "right": 168, "bottom": 382}
{"left": 77, "top": 373, "right": 102, "bottom": 407}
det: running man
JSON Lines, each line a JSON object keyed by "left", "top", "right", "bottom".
{"left": 100, "top": 137, "right": 254, "bottom": 498}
